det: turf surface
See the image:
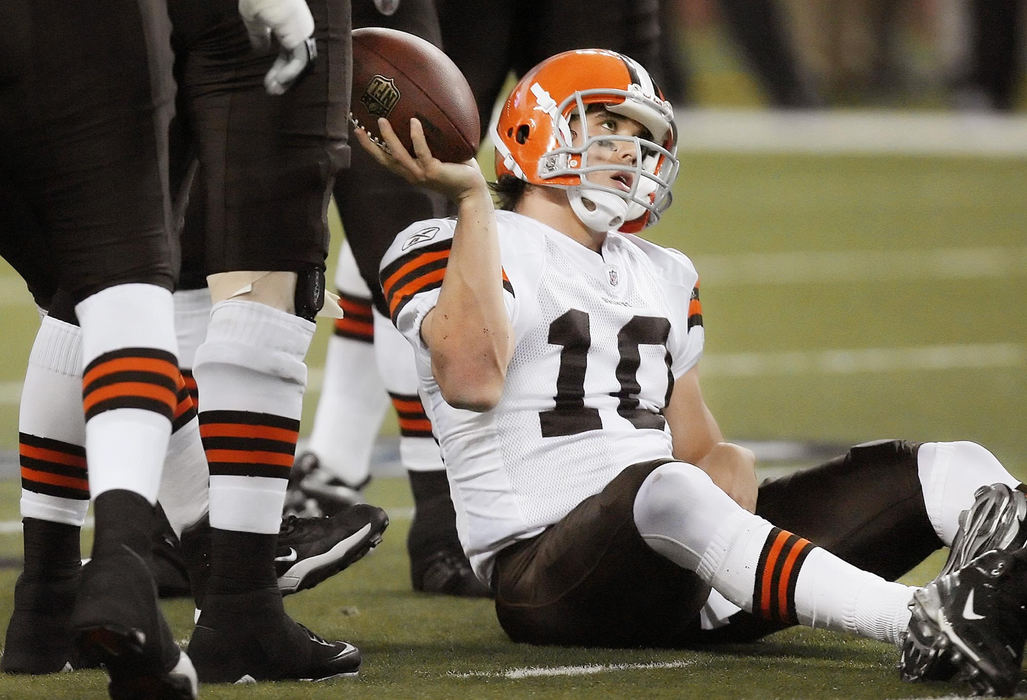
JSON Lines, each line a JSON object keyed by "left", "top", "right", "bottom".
{"left": 0, "top": 123, "right": 1024, "bottom": 697}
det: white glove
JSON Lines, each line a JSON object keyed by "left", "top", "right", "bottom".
{"left": 238, "top": 0, "right": 317, "bottom": 95}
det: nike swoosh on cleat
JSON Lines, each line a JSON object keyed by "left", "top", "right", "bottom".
{"left": 275, "top": 547, "right": 299, "bottom": 563}
{"left": 962, "top": 589, "right": 986, "bottom": 621}
{"left": 329, "top": 644, "right": 358, "bottom": 661}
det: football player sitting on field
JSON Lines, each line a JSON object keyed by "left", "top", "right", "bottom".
{"left": 361, "top": 48, "right": 1027, "bottom": 696}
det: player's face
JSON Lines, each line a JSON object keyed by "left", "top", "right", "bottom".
{"left": 568, "top": 107, "right": 653, "bottom": 195}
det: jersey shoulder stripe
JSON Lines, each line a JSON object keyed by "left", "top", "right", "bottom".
{"left": 381, "top": 238, "right": 452, "bottom": 319}
{"left": 381, "top": 236, "right": 515, "bottom": 320}
{"left": 688, "top": 280, "right": 703, "bottom": 330}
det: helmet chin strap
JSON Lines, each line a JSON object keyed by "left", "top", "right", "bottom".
{"left": 567, "top": 187, "right": 629, "bottom": 233}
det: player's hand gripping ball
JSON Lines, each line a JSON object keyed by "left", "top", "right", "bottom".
{"left": 350, "top": 27, "right": 480, "bottom": 163}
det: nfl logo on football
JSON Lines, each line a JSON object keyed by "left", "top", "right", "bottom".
{"left": 361, "top": 75, "right": 400, "bottom": 118}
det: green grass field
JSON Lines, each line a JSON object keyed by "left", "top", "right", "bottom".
{"left": 0, "top": 118, "right": 1025, "bottom": 697}
{"left": 0, "top": 477, "right": 958, "bottom": 700}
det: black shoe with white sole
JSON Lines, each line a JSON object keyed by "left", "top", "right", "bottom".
{"left": 71, "top": 545, "right": 197, "bottom": 699}
{"left": 899, "top": 548, "right": 1027, "bottom": 696}
{"left": 188, "top": 587, "right": 360, "bottom": 683}
{"left": 180, "top": 504, "right": 388, "bottom": 605}
{"left": 275, "top": 504, "right": 389, "bottom": 594}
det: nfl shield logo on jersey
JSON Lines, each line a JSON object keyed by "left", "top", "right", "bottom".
{"left": 607, "top": 266, "right": 619, "bottom": 287}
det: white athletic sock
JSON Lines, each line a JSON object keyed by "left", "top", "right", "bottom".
{"left": 174, "top": 288, "right": 211, "bottom": 370}
{"left": 634, "top": 461, "right": 915, "bottom": 644}
{"left": 153, "top": 289, "right": 214, "bottom": 536}
{"left": 158, "top": 410, "right": 210, "bottom": 537}
{"left": 917, "top": 441, "right": 1021, "bottom": 544}
{"left": 375, "top": 309, "right": 442, "bottom": 472}
{"left": 306, "top": 244, "right": 388, "bottom": 484}
{"left": 18, "top": 315, "right": 89, "bottom": 526}
{"left": 194, "top": 299, "right": 313, "bottom": 534}
{"left": 76, "top": 284, "right": 177, "bottom": 504}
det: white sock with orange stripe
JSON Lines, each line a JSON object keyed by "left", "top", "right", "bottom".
{"left": 156, "top": 372, "right": 209, "bottom": 536}
{"left": 634, "top": 461, "right": 914, "bottom": 644}
{"left": 75, "top": 283, "right": 177, "bottom": 504}
{"left": 18, "top": 315, "right": 89, "bottom": 526}
{"left": 305, "top": 241, "right": 387, "bottom": 485}
{"left": 374, "top": 309, "right": 442, "bottom": 472}
{"left": 194, "top": 299, "right": 312, "bottom": 534}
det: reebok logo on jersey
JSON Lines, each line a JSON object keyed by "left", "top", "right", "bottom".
{"left": 402, "top": 226, "right": 440, "bottom": 251}
{"left": 275, "top": 547, "right": 299, "bottom": 564}
{"left": 962, "top": 588, "right": 986, "bottom": 621}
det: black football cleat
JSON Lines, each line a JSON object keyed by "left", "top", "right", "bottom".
{"left": 284, "top": 452, "right": 369, "bottom": 517}
{"left": 941, "top": 483, "right": 1027, "bottom": 578}
{"left": 188, "top": 587, "right": 360, "bottom": 683}
{"left": 276, "top": 504, "right": 389, "bottom": 594}
{"left": 71, "top": 545, "right": 197, "bottom": 699}
{"left": 1, "top": 572, "right": 79, "bottom": 674}
{"left": 900, "top": 482, "right": 1027, "bottom": 683}
{"left": 180, "top": 504, "right": 388, "bottom": 607}
{"left": 899, "top": 548, "right": 1027, "bottom": 696}
{"left": 412, "top": 548, "right": 491, "bottom": 598}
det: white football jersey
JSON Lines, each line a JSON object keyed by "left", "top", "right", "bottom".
{"left": 380, "top": 210, "right": 704, "bottom": 583}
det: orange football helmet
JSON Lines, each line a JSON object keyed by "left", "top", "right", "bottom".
{"left": 493, "top": 49, "right": 678, "bottom": 233}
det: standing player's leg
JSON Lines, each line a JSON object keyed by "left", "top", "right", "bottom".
{"left": 325, "top": 0, "right": 487, "bottom": 596}
{"left": 289, "top": 238, "right": 389, "bottom": 512}
{"left": 174, "top": 0, "right": 376, "bottom": 683}
{"left": 372, "top": 309, "right": 491, "bottom": 596}
{"left": 437, "top": 0, "right": 520, "bottom": 144}
{"left": 0, "top": 0, "right": 198, "bottom": 694}
{"left": 2, "top": 297, "right": 89, "bottom": 675}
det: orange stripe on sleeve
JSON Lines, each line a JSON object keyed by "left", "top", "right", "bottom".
{"left": 381, "top": 249, "right": 450, "bottom": 299}
{"left": 387, "top": 268, "right": 447, "bottom": 317}
{"left": 688, "top": 297, "right": 702, "bottom": 317}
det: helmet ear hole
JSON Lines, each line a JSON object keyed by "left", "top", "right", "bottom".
{"left": 515, "top": 124, "right": 530, "bottom": 144}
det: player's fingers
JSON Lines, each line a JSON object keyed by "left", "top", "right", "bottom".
{"left": 408, "top": 118, "right": 435, "bottom": 163}
{"left": 376, "top": 117, "right": 419, "bottom": 170}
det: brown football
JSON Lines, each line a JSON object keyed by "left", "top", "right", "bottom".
{"left": 350, "top": 27, "right": 480, "bottom": 163}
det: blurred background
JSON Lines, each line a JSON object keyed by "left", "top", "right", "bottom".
{"left": 663, "top": 0, "right": 1025, "bottom": 111}
{"left": 1, "top": 0, "right": 1025, "bottom": 480}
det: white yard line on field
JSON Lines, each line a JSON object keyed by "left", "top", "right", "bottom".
{"left": 0, "top": 380, "right": 20, "bottom": 406}
{"left": 675, "top": 108, "right": 1027, "bottom": 156}
{"left": 694, "top": 246, "right": 1027, "bottom": 285}
{"left": 701, "top": 343, "right": 1024, "bottom": 378}
{"left": 0, "top": 342, "right": 1023, "bottom": 410}
{"left": 0, "top": 509, "right": 416, "bottom": 534}
{"left": 449, "top": 660, "right": 699, "bottom": 679}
